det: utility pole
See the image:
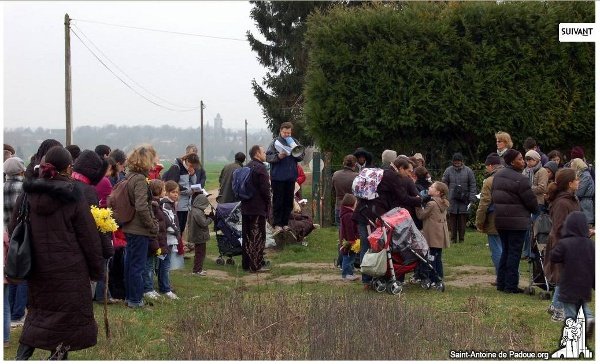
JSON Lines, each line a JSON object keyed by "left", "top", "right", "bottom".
{"left": 64, "top": 13, "right": 73, "bottom": 145}
{"left": 245, "top": 119, "right": 248, "bottom": 155}
{"left": 200, "top": 100, "right": 205, "bottom": 167}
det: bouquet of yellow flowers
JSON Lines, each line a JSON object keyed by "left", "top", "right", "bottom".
{"left": 90, "top": 205, "right": 119, "bottom": 233}
{"left": 350, "top": 239, "right": 361, "bottom": 254}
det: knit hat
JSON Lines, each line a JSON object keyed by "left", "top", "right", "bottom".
{"left": 452, "top": 153, "right": 464, "bottom": 162}
{"left": 525, "top": 150, "right": 541, "bottom": 161}
{"left": 381, "top": 150, "right": 397, "bottom": 165}
{"left": 543, "top": 161, "right": 558, "bottom": 175}
{"left": 484, "top": 153, "right": 502, "bottom": 166}
{"left": 503, "top": 149, "right": 520, "bottom": 166}
{"left": 73, "top": 150, "right": 108, "bottom": 186}
{"left": 413, "top": 153, "right": 425, "bottom": 164}
{"left": 570, "top": 146, "right": 585, "bottom": 159}
{"left": 3, "top": 156, "right": 25, "bottom": 176}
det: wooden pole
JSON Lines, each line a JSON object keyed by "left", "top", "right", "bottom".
{"left": 64, "top": 14, "right": 73, "bottom": 145}
{"left": 245, "top": 119, "right": 248, "bottom": 155}
{"left": 200, "top": 101, "right": 205, "bottom": 167}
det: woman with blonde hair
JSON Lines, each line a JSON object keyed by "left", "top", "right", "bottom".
{"left": 122, "top": 145, "right": 159, "bottom": 308}
{"left": 495, "top": 131, "right": 513, "bottom": 158}
{"left": 570, "top": 158, "right": 594, "bottom": 225}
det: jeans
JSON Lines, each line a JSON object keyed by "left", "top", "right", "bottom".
{"left": 428, "top": 248, "right": 443, "bottom": 283}
{"left": 4, "top": 285, "right": 10, "bottom": 345}
{"left": 143, "top": 256, "right": 156, "bottom": 293}
{"left": 562, "top": 301, "right": 594, "bottom": 321}
{"left": 358, "top": 222, "right": 372, "bottom": 284}
{"left": 334, "top": 207, "right": 340, "bottom": 226}
{"left": 487, "top": 234, "right": 502, "bottom": 274}
{"left": 552, "top": 285, "right": 563, "bottom": 310}
{"left": 341, "top": 252, "right": 356, "bottom": 278}
{"left": 157, "top": 252, "right": 172, "bottom": 293}
{"left": 124, "top": 233, "right": 150, "bottom": 306}
{"left": 8, "top": 282, "right": 27, "bottom": 321}
{"left": 497, "top": 229, "right": 526, "bottom": 291}
{"left": 335, "top": 208, "right": 342, "bottom": 267}
{"left": 193, "top": 243, "right": 207, "bottom": 273}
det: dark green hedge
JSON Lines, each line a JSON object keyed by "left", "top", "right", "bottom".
{"left": 304, "top": 1, "right": 594, "bottom": 170}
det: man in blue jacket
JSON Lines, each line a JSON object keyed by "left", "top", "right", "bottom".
{"left": 266, "top": 122, "right": 305, "bottom": 236}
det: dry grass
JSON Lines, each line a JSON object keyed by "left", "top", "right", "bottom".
{"left": 168, "top": 290, "right": 527, "bottom": 360}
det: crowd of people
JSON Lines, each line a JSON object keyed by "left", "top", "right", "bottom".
{"left": 332, "top": 132, "right": 594, "bottom": 328}
{"left": 2, "top": 125, "right": 595, "bottom": 357}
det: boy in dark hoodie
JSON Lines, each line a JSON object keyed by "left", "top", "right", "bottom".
{"left": 551, "top": 211, "right": 594, "bottom": 331}
{"left": 340, "top": 193, "right": 360, "bottom": 281}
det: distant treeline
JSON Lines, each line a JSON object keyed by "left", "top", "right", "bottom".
{"left": 4, "top": 125, "right": 275, "bottom": 163}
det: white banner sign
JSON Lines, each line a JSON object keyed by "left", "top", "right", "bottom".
{"left": 559, "top": 23, "right": 596, "bottom": 42}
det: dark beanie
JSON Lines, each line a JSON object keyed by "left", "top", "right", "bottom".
{"left": 484, "top": 153, "right": 502, "bottom": 166}
{"left": 570, "top": 146, "right": 584, "bottom": 159}
{"left": 73, "top": 150, "right": 108, "bottom": 185}
{"left": 503, "top": 149, "right": 520, "bottom": 166}
{"left": 452, "top": 153, "right": 464, "bottom": 161}
{"left": 544, "top": 161, "right": 559, "bottom": 175}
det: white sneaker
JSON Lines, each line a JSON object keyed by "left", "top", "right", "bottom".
{"left": 344, "top": 275, "right": 359, "bottom": 281}
{"left": 192, "top": 270, "right": 207, "bottom": 276}
{"left": 144, "top": 291, "right": 160, "bottom": 299}
{"left": 164, "top": 291, "right": 179, "bottom": 300}
{"left": 10, "top": 317, "right": 25, "bottom": 328}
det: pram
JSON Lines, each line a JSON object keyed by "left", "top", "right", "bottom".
{"left": 214, "top": 202, "right": 243, "bottom": 265}
{"left": 525, "top": 211, "right": 554, "bottom": 299}
{"left": 365, "top": 207, "right": 444, "bottom": 295}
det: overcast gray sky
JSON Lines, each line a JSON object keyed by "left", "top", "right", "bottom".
{"left": 2, "top": 1, "right": 269, "bottom": 131}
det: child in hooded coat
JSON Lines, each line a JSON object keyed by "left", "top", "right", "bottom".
{"left": 188, "top": 193, "right": 214, "bottom": 276}
{"left": 550, "top": 211, "right": 595, "bottom": 327}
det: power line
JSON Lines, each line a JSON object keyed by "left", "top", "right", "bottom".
{"left": 71, "top": 28, "right": 199, "bottom": 112}
{"left": 71, "top": 18, "right": 247, "bottom": 42}
{"left": 72, "top": 23, "right": 198, "bottom": 110}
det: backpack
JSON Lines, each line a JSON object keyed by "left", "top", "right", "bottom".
{"left": 533, "top": 212, "right": 552, "bottom": 245}
{"left": 232, "top": 166, "right": 254, "bottom": 200}
{"left": 108, "top": 174, "right": 136, "bottom": 225}
{"left": 352, "top": 168, "right": 384, "bottom": 200}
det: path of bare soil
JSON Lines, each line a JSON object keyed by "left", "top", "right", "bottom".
{"left": 198, "top": 256, "right": 513, "bottom": 288}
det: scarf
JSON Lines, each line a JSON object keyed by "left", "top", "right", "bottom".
{"left": 524, "top": 161, "right": 542, "bottom": 185}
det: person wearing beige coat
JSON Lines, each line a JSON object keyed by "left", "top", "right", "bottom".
{"left": 415, "top": 182, "right": 450, "bottom": 286}
{"left": 475, "top": 153, "right": 504, "bottom": 275}
{"left": 522, "top": 150, "right": 549, "bottom": 259}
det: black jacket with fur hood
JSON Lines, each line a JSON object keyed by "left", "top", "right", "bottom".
{"left": 9, "top": 175, "right": 104, "bottom": 351}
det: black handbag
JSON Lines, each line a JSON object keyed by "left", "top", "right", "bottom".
{"left": 6, "top": 193, "right": 33, "bottom": 280}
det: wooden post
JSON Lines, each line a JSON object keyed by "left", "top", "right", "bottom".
{"left": 311, "top": 152, "right": 321, "bottom": 223}
{"left": 64, "top": 13, "right": 73, "bottom": 145}
{"left": 200, "top": 100, "right": 204, "bottom": 167}
{"left": 245, "top": 119, "right": 248, "bottom": 155}
{"left": 322, "top": 151, "right": 333, "bottom": 227}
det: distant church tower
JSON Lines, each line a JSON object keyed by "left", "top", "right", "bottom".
{"left": 214, "top": 114, "right": 223, "bottom": 136}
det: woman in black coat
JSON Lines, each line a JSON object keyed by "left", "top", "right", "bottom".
{"left": 10, "top": 146, "right": 103, "bottom": 359}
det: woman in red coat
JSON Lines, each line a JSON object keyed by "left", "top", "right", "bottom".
{"left": 10, "top": 146, "right": 103, "bottom": 360}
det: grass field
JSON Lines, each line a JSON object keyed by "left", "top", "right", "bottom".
{"left": 4, "top": 227, "right": 594, "bottom": 360}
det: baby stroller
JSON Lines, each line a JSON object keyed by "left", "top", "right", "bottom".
{"left": 214, "top": 202, "right": 243, "bottom": 265}
{"left": 365, "top": 207, "right": 444, "bottom": 295}
{"left": 525, "top": 212, "right": 554, "bottom": 299}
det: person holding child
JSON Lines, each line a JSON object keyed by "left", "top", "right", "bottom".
{"left": 415, "top": 181, "right": 450, "bottom": 288}
{"left": 339, "top": 193, "right": 361, "bottom": 281}
{"left": 188, "top": 192, "right": 214, "bottom": 276}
